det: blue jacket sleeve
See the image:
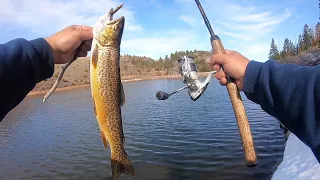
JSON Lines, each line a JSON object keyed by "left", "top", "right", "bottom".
{"left": 243, "top": 60, "right": 320, "bottom": 162}
{"left": 0, "top": 38, "right": 54, "bottom": 121}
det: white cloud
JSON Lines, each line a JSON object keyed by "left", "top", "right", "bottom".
{"left": 120, "top": 1, "right": 292, "bottom": 60}
{"left": 179, "top": 15, "right": 197, "bottom": 28}
{"left": 245, "top": 44, "right": 271, "bottom": 55}
{"left": 203, "top": 2, "right": 292, "bottom": 61}
{"left": 219, "top": 31, "right": 254, "bottom": 41}
{"left": 0, "top": 0, "right": 142, "bottom": 36}
{"left": 227, "top": 11, "right": 273, "bottom": 23}
{"left": 121, "top": 30, "right": 208, "bottom": 59}
{"left": 217, "top": 5, "right": 292, "bottom": 41}
{"left": 122, "top": 37, "right": 189, "bottom": 59}
{"left": 0, "top": 0, "right": 294, "bottom": 62}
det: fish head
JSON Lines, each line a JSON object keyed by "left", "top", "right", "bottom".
{"left": 93, "top": 4, "right": 125, "bottom": 47}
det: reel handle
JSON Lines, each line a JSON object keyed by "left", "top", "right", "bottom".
{"left": 211, "top": 35, "right": 257, "bottom": 167}
{"left": 156, "top": 91, "right": 170, "bottom": 100}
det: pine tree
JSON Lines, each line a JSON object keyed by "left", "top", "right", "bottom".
{"left": 282, "top": 38, "right": 290, "bottom": 58}
{"left": 295, "top": 42, "right": 299, "bottom": 54}
{"left": 302, "top": 24, "right": 312, "bottom": 50}
{"left": 315, "top": 22, "right": 320, "bottom": 47}
{"left": 288, "top": 40, "right": 296, "bottom": 56}
{"left": 164, "top": 55, "right": 171, "bottom": 75}
{"left": 269, "top": 38, "right": 280, "bottom": 60}
{"left": 308, "top": 26, "right": 316, "bottom": 46}
{"left": 297, "top": 34, "right": 304, "bottom": 53}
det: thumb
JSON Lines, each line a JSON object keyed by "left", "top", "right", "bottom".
{"left": 73, "top": 25, "right": 93, "bottom": 41}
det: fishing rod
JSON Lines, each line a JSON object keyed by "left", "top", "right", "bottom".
{"left": 194, "top": 0, "right": 258, "bottom": 167}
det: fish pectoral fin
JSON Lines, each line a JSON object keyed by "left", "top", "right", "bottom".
{"left": 120, "top": 83, "right": 125, "bottom": 107}
{"left": 91, "top": 40, "right": 98, "bottom": 68}
{"left": 100, "top": 131, "right": 109, "bottom": 148}
{"left": 92, "top": 97, "right": 97, "bottom": 116}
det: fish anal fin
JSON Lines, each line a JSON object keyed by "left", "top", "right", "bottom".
{"left": 120, "top": 83, "right": 125, "bottom": 107}
{"left": 100, "top": 131, "right": 108, "bottom": 148}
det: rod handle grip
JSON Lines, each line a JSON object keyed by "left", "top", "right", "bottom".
{"left": 211, "top": 35, "right": 258, "bottom": 167}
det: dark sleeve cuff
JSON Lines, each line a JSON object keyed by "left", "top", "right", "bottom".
{"left": 242, "top": 60, "right": 263, "bottom": 94}
{"left": 28, "top": 38, "right": 54, "bottom": 83}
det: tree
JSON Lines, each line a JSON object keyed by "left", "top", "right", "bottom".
{"left": 297, "top": 34, "right": 304, "bottom": 53}
{"left": 281, "top": 38, "right": 290, "bottom": 58}
{"left": 164, "top": 55, "right": 171, "bottom": 75}
{"left": 302, "top": 24, "right": 312, "bottom": 50}
{"left": 170, "top": 53, "right": 180, "bottom": 73}
{"left": 308, "top": 26, "right": 316, "bottom": 46}
{"left": 288, "top": 40, "right": 297, "bottom": 56}
{"left": 157, "top": 57, "right": 164, "bottom": 69}
{"left": 269, "top": 38, "right": 280, "bottom": 60}
{"left": 315, "top": 22, "right": 320, "bottom": 47}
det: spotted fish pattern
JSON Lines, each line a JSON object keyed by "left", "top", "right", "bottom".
{"left": 90, "top": 4, "right": 135, "bottom": 180}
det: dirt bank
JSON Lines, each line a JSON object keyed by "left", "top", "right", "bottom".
{"left": 27, "top": 72, "right": 212, "bottom": 97}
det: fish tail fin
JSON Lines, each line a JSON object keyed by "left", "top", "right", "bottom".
{"left": 111, "top": 150, "right": 135, "bottom": 179}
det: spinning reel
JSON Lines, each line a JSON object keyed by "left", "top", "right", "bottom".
{"left": 156, "top": 56, "right": 216, "bottom": 101}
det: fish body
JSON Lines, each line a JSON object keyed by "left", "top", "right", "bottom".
{"left": 90, "top": 4, "right": 135, "bottom": 179}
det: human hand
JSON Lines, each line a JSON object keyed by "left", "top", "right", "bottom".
{"left": 45, "top": 25, "right": 93, "bottom": 64}
{"left": 207, "top": 50, "right": 250, "bottom": 91}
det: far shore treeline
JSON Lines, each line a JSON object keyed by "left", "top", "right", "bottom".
{"left": 269, "top": 23, "right": 320, "bottom": 65}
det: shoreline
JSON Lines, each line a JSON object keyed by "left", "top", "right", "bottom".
{"left": 27, "top": 73, "right": 211, "bottom": 97}
{"left": 27, "top": 84, "right": 91, "bottom": 96}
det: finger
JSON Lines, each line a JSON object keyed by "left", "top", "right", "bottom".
{"left": 219, "top": 78, "right": 227, "bottom": 86}
{"left": 76, "top": 25, "right": 93, "bottom": 32}
{"left": 224, "top": 49, "right": 233, "bottom": 54}
{"left": 207, "top": 53, "right": 229, "bottom": 65}
{"left": 83, "top": 39, "right": 92, "bottom": 48}
{"left": 212, "top": 64, "right": 221, "bottom": 71}
{"left": 215, "top": 71, "right": 226, "bottom": 80}
{"left": 71, "top": 25, "right": 93, "bottom": 32}
{"left": 77, "top": 51, "right": 88, "bottom": 57}
{"left": 80, "top": 44, "right": 91, "bottom": 52}
{"left": 73, "top": 25, "right": 93, "bottom": 41}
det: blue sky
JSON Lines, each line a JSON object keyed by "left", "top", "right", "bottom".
{"left": 0, "top": 0, "right": 319, "bottom": 62}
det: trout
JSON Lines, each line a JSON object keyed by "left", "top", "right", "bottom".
{"left": 90, "top": 4, "right": 135, "bottom": 179}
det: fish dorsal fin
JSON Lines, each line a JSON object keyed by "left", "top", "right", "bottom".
{"left": 120, "top": 83, "right": 125, "bottom": 107}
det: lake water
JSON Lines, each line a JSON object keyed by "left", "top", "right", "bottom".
{"left": 0, "top": 78, "right": 286, "bottom": 180}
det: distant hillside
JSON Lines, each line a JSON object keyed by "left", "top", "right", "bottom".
{"left": 33, "top": 50, "right": 213, "bottom": 91}
{"left": 280, "top": 47, "right": 320, "bottom": 66}
{"left": 269, "top": 23, "right": 320, "bottom": 65}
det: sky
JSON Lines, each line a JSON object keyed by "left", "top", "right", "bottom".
{"left": 0, "top": 0, "right": 319, "bottom": 62}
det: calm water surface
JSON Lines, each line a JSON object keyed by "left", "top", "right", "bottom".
{"left": 0, "top": 79, "right": 286, "bottom": 180}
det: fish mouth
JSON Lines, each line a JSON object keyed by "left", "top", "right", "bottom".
{"left": 107, "top": 16, "right": 125, "bottom": 25}
{"left": 101, "top": 3, "right": 124, "bottom": 25}
{"left": 107, "top": 3, "right": 124, "bottom": 21}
